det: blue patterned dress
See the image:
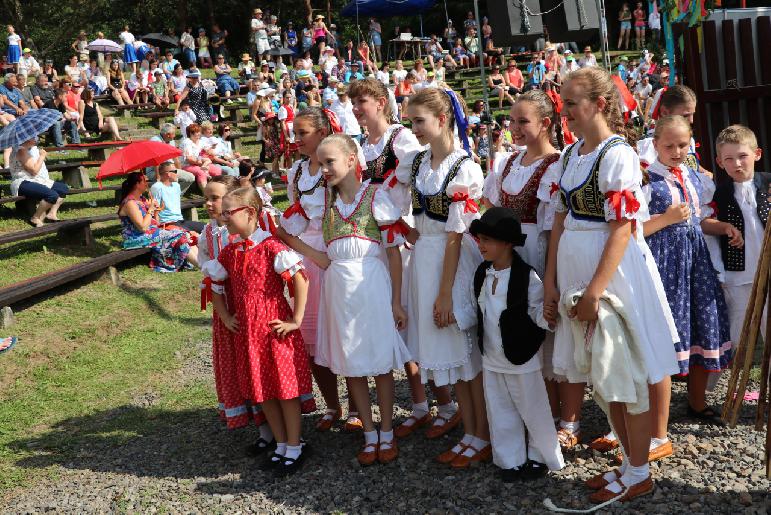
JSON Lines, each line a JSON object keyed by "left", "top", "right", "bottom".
{"left": 120, "top": 198, "right": 192, "bottom": 273}
{"left": 643, "top": 161, "right": 732, "bottom": 375}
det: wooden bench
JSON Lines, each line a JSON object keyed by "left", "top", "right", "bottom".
{"left": 42, "top": 141, "right": 129, "bottom": 161}
{"left": 0, "top": 185, "right": 121, "bottom": 217}
{"left": 136, "top": 110, "right": 174, "bottom": 129}
{"left": 111, "top": 103, "right": 155, "bottom": 118}
{"left": 0, "top": 198, "right": 204, "bottom": 246}
{"left": 221, "top": 103, "right": 248, "bottom": 123}
{"left": 0, "top": 247, "right": 152, "bottom": 326}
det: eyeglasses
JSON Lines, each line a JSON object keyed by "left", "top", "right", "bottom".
{"left": 223, "top": 128, "right": 231, "bottom": 132}
{"left": 221, "top": 205, "right": 252, "bottom": 218}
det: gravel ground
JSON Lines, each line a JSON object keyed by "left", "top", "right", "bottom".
{"left": 2, "top": 341, "right": 770, "bottom": 514}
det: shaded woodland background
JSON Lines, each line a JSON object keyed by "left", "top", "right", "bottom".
{"left": 0, "top": 0, "right": 477, "bottom": 66}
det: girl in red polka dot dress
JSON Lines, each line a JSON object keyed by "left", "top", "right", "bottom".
{"left": 202, "top": 186, "right": 315, "bottom": 477}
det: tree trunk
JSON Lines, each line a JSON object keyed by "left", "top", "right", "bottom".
{"left": 305, "top": 0, "right": 313, "bottom": 26}
{"left": 3, "top": 0, "right": 27, "bottom": 36}
{"left": 177, "top": 0, "right": 189, "bottom": 27}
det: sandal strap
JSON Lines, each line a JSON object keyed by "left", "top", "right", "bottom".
{"left": 362, "top": 442, "right": 378, "bottom": 452}
{"left": 432, "top": 411, "right": 456, "bottom": 426}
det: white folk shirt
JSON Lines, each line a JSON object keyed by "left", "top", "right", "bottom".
{"left": 479, "top": 266, "right": 550, "bottom": 375}
{"left": 725, "top": 180, "right": 764, "bottom": 286}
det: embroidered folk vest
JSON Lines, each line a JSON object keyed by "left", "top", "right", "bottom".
{"left": 322, "top": 184, "right": 381, "bottom": 245}
{"left": 410, "top": 150, "right": 470, "bottom": 222}
{"left": 714, "top": 172, "right": 771, "bottom": 272}
{"left": 499, "top": 152, "right": 560, "bottom": 224}
{"left": 559, "top": 137, "right": 626, "bottom": 222}
{"left": 363, "top": 126, "right": 404, "bottom": 183}
{"left": 292, "top": 158, "right": 325, "bottom": 198}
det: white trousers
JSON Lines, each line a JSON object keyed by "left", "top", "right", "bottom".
{"left": 483, "top": 368, "right": 565, "bottom": 471}
{"left": 707, "top": 283, "right": 768, "bottom": 391}
{"left": 724, "top": 283, "right": 767, "bottom": 345}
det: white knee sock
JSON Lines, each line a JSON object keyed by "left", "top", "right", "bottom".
{"left": 364, "top": 430, "right": 378, "bottom": 446}
{"left": 284, "top": 444, "right": 302, "bottom": 461}
{"left": 259, "top": 423, "right": 274, "bottom": 442}
{"left": 272, "top": 442, "right": 287, "bottom": 462}
{"left": 402, "top": 401, "right": 429, "bottom": 427}
{"left": 437, "top": 401, "right": 458, "bottom": 420}
{"left": 451, "top": 433, "right": 474, "bottom": 454}
{"left": 461, "top": 436, "right": 490, "bottom": 457}
{"left": 379, "top": 429, "right": 394, "bottom": 449}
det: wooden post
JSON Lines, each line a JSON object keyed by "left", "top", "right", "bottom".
{"left": 62, "top": 166, "right": 92, "bottom": 189}
{"left": 106, "top": 266, "right": 121, "bottom": 286}
{"left": 0, "top": 306, "right": 14, "bottom": 329}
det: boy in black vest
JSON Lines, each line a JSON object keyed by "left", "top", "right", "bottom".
{"left": 470, "top": 208, "right": 564, "bottom": 483}
{"left": 714, "top": 125, "right": 770, "bottom": 346}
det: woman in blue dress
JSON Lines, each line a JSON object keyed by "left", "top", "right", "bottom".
{"left": 118, "top": 172, "right": 194, "bottom": 273}
{"left": 119, "top": 25, "right": 139, "bottom": 75}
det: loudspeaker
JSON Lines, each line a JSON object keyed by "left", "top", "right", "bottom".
{"left": 540, "top": 0, "right": 600, "bottom": 41}
{"left": 486, "top": 0, "right": 545, "bottom": 45}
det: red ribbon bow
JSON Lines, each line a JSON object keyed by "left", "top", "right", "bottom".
{"left": 279, "top": 268, "right": 308, "bottom": 298}
{"left": 451, "top": 192, "right": 479, "bottom": 214}
{"left": 200, "top": 277, "right": 224, "bottom": 311}
{"left": 259, "top": 212, "right": 278, "bottom": 235}
{"left": 604, "top": 190, "right": 640, "bottom": 221}
{"left": 282, "top": 200, "right": 309, "bottom": 220}
{"left": 382, "top": 168, "right": 399, "bottom": 188}
{"left": 239, "top": 239, "right": 256, "bottom": 275}
{"left": 549, "top": 182, "right": 560, "bottom": 196}
{"left": 322, "top": 108, "right": 344, "bottom": 134}
{"left": 669, "top": 167, "right": 690, "bottom": 203}
{"left": 379, "top": 219, "right": 411, "bottom": 244}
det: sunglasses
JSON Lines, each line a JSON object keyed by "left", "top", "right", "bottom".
{"left": 223, "top": 128, "right": 231, "bottom": 132}
{"left": 221, "top": 205, "right": 252, "bottom": 218}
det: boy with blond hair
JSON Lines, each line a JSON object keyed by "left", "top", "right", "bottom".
{"left": 713, "top": 124, "right": 770, "bottom": 344}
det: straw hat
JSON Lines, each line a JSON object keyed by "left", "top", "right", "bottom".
{"left": 242, "top": 53, "right": 251, "bottom": 61}
{"left": 315, "top": 14, "right": 325, "bottom": 20}
{"left": 253, "top": 8, "right": 262, "bottom": 14}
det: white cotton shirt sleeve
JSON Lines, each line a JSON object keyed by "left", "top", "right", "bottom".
{"left": 201, "top": 258, "right": 228, "bottom": 293}
{"left": 527, "top": 270, "right": 551, "bottom": 331}
{"left": 536, "top": 160, "right": 563, "bottom": 231}
{"left": 484, "top": 152, "right": 514, "bottom": 206}
{"left": 372, "top": 187, "right": 406, "bottom": 247}
{"left": 598, "top": 144, "right": 649, "bottom": 223}
{"left": 636, "top": 137, "right": 656, "bottom": 167}
{"left": 274, "top": 249, "right": 304, "bottom": 276}
{"left": 446, "top": 158, "right": 484, "bottom": 233}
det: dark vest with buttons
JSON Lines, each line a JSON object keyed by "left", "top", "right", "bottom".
{"left": 558, "top": 137, "right": 627, "bottom": 223}
{"left": 473, "top": 252, "right": 546, "bottom": 366}
{"left": 410, "top": 150, "right": 471, "bottom": 222}
{"left": 713, "top": 172, "right": 771, "bottom": 271}
{"left": 498, "top": 151, "right": 560, "bottom": 224}
{"left": 363, "top": 126, "right": 404, "bottom": 184}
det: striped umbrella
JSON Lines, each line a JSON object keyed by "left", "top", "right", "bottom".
{"left": 0, "top": 109, "right": 62, "bottom": 149}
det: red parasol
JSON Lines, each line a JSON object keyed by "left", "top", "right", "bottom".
{"left": 96, "top": 140, "right": 182, "bottom": 187}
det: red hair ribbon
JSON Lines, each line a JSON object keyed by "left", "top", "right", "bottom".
{"left": 669, "top": 167, "right": 690, "bottom": 203}
{"left": 549, "top": 182, "right": 560, "bottom": 196}
{"left": 200, "top": 277, "right": 225, "bottom": 311}
{"left": 280, "top": 174, "right": 288, "bottom": 183}
{"left": 651, "top": 87, "right": 667, "bottom": 120}
{"left": 545, "top": 89, "right": 563, "bottom": 114}
{"left": 379, "top": 219, "right": 411, "bottom": 244}
{"left": 280, "top": 268, "right": 308, "bottom": 298}
{"left": 259, "top": 212, "right": 278, "bottom": 235}
{"left": 382, "top": 168, "right": 399, "bottom": 188}
{"left": 451, "top": 192, "right": 479, "bottom": 214}
{"left": 604, "top": 190, "right": 640, "bottom": 221}
{"left": 188, "top": 232, "right": 199, "bottom": 247}
{"left": 283, "top": 200, "right": 309, "bottom": 220}
{"left": 322, "top": 108, "right": 344, "bottom": 134}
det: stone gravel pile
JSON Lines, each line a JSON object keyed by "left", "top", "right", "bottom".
{"left": 2, "top": 342, "right": 769, "bottom": 514}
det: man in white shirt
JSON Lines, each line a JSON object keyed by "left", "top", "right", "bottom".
{"left": 148, "top": 123, "right": 196, "bottom": 194}
{"left": 578, "top": 46, "right": 597, "bottom": 68}
{"left": 180, "top": 27, "right": 196, "bottom": 67}
{"left": 18, "top": 48, "right": 41, "bottom": 85}
{"left": 634, "top": 75, "right": 653, "bottom": 119}
{"left": 322, "top": 76, "right": 339, "bottom": 106}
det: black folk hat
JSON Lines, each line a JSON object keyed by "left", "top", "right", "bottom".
{"left": 469, "top": 207, "right": 527, "bottom": 246}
